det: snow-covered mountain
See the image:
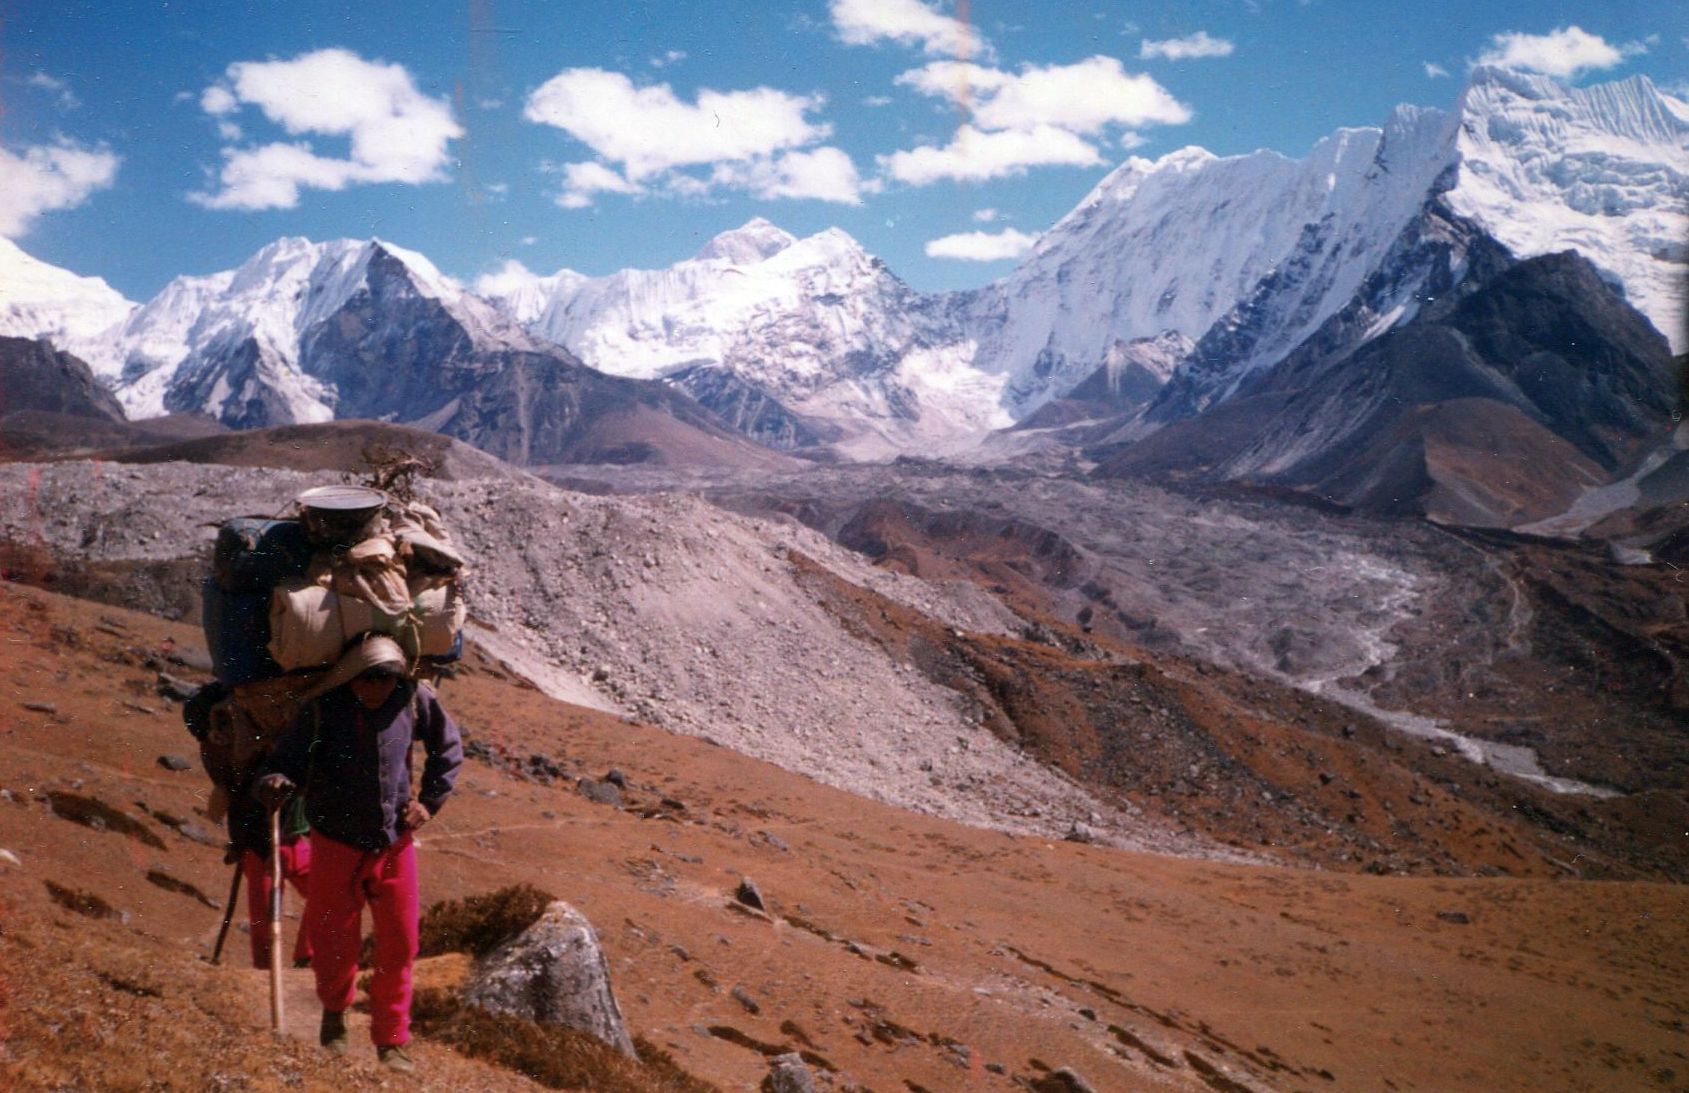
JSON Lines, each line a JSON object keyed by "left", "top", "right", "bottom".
{"left": 3, "top": 69, "right": 1680, "bottom": 474}
{"left": 81, "top": 236, "right": 526, "bottom": 423}
{"left": 995, "top": 67, "right": 1687, "bottom": 424}
{"left": 0, "top": 236, "right": 136, "bottom": 363}
{"left": 481, "top": 218, "right": 1002, "bottom": 458}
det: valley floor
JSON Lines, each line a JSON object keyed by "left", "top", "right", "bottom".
{"left": 3, "top": 584, "right": 1686, "bottom": 1092}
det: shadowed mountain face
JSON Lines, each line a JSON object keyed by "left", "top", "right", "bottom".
{"left": 0, "top": 335, "right": 124, "bottom": 422}
{"left": 1097, "top": 250, "right": 1679, "bottom": 525}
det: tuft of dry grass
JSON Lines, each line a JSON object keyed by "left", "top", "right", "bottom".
{"left": 413, "top": 988, "right": 721, "bottom": 1092}
{"left": 45, "top": 880, "right": 121, "bottom": 920}
{"left": 45, "top": 791, "right": 167, "bottom": 849}
{"left": 417, "top": 883, "right": 556, "bottom": 958}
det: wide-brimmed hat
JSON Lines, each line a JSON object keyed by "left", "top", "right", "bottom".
{"left": 311, "top": 633, "right": 408, "bottom": 695}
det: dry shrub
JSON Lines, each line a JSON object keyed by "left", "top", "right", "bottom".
{"left": 45, "top": 880, "right": 120, "bottom": 919}
{"left": 144, "top": 869, "right": 216, "bottom": 907}
{"left": 417, "top": 883, "right": 555, "bottom": 958}
{"left": 411, "top": 988, "right": 719, "bottom": 1093}
{"left": 45, "top": 792, "right": 166, "bottom": 849}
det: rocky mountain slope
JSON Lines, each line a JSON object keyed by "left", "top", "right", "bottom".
{"left": 1101, "top": 249, "right": 1680, "bottom": 525}
{"left": 0, "top": 333, "right": 124, "bottom": 421}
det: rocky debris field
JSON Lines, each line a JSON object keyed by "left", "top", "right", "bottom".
{"left": 0, "top": 459, "right": 1207, "bottom": 857}
{"left": 4, "top": 454, "right": 1685, "bottom": 878}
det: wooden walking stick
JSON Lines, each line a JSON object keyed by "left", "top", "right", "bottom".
{"left": 268, "top": 804, "right": 285, "bottom": 1034}
{"left": 209, "top": 861, "right": 243, "bottom": 965}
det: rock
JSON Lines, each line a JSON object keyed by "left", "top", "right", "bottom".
{"left": 157, "top": 755, "right": 193, "bottom": 772}
{"left": 1436, "top": 910, "right": 1471, "bottom": 925}
{"left": 577, "top": 778, "right": 623, "bottom": 808}
{"left": 175, "top": 822, "right": 222, "bottom": 847}
{"left": 1031, "top": 1068, "right": 1098, "bottom": 1093}
{"left": 731, "top": 985, "right": 761, "bottom": 1014}
{"left": 735, "top": 877, "right": 766, "bottom": 911}
{"left": 1064, "top": 821, "right": 1101, "bottom": 844}
{"left": 761, "top": 1052, "right": 817, "bottom": 1093}
{"left": 21, "top": 702, "right": 57, "bottom": 714}
{"left": 0, "top": 849, "right": 21, "bottom": 868}
{"left": 462, "top": 900, "right": 637, "bottom": 1057}
{"left": 604, "top": 768, "right": 627, "bottom": 788}
{"left": 155, "top": 673, "right": 197, "bottom": 702}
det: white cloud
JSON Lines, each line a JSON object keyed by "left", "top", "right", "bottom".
{"left": 216, "top": 120, "right": 243, "bottom": 141}
{"left": 864, "top": 94, "right": 894, "bottom": 107}
{"left": 883, "top": 56, "right": 1187, "bottom": 184}
{"left": 473, "top": 258, "right": 538, "bottom": 297}
{"left": 555, "top": 160, "right": 645, "bottom": 209}
{"left": 24, "top": 71, "right": 80, "bottom": 110}
{"left": 525, "top": 68, "right": 829, "bottom": 181}
{"left": 1424, "top": 62, "right": 1450, "bottom": 79}
{"left": 0, "top": 139, "right": 121, "bottom": 237}
{"left": 190, "top": 48, "right": 462, "bottom": 210}
{"left": 201, "top": 84, "right": 238, "bottom": 115}
{"left": 925, "top": 227, "right": 1038, "bottom": 261}
{"left": 881, "top": 124, "right": 1102, "bottom": 185}
{"left": 1475, "top": 26, "right": 1628, "bottom": 79}
{"left": 527, "top": 68, "right": 863, "bottom": 206}
{"left": 519, "top": 235, "right": 538, "bottom": 246}
{"left": 896, "top": 57, "right": 1190, "bottom": 134}
{"left": 972, "top": 207, "right": 999, "bottom": 222}
{"left": 651, "top": 50, "right": 688, "bottom": 69}
{"left": 1138, "top": 31, "right": 1235, "bottom": 61}
{"left": 830, "top": 0, "right": 990, "bottom": 60}
{"left": 710, "top": 146, "right": 865, "bottom": 204}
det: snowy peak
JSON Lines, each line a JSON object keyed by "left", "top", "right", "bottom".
{"left": 90, "top": 235, "right": 525, "bottom": 421}
{"left": 1462, "top": 66, "right": 1689, "bottom": 145}
{"left": 1447, "top": 66, "right": 1689, "bottom": 351}
{"left": 692, "top": 217, "right": 798, "bottom": 264}
{"left": 0, "top": 236, "right": 136, "bottom": 357}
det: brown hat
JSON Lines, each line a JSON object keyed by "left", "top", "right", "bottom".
{"left": 311, "top": 633, "right": 408, "bottom": 695}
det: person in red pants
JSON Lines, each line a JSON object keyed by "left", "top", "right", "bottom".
{"left": 255, "top": 634, "right": 463, "bottom": 1073}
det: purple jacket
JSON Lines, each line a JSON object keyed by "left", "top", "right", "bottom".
{"left": 262, "top": 680, "right": 463, "bottom": 852}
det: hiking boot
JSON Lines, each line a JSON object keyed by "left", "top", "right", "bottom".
{"left": 378, "top": 1044, "right": 415, "bottom": 1073}
{"left": 318, "top": 1009, "right": 349, "bottom": 1056}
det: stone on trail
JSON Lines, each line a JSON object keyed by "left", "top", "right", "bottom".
{"left": 1031, "top": 1068, "right": 1098, "bottom": 1093}
{"left": 462, "top": 900, "right": 637, "bottom": 1057}
{"left": 761, "top": 1052, "right": 818, "bottom": 1093}
{"left": 735, "top": 876, "right": 766, "bottom": 911}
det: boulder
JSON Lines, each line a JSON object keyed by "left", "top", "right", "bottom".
{"left": 761, "top": 1052, "right": 817, "bottom": 1093}
{"left": 461, "top": 900, "right": 637, "bottom": 1057}
{"left": 1032, "top": 1069, "right": 1097, "bottom": 1093}
{"left": 735, "top": 876, "right": 766, "bottom": 911}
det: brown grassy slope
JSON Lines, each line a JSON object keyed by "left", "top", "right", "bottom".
{"left": 2, "top": 583, "right": 1687, "bottom": 1092}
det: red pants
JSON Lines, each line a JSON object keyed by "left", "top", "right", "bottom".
{"left": 241, "top": 838, "right": 312, "bottom": 970}
{"left": 305, "top": 831, "right": 419, "bottom": 1047}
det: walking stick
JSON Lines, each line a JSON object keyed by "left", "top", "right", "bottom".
{"left": 268, "top": 804, "right": 285, "bottom": 1034}
{"left": 210, "top": 860, "right": 243, "bottom": 965}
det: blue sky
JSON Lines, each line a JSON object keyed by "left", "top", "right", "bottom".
{"left": 2, "top": 0, "right": 1682, "bottom": 300}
